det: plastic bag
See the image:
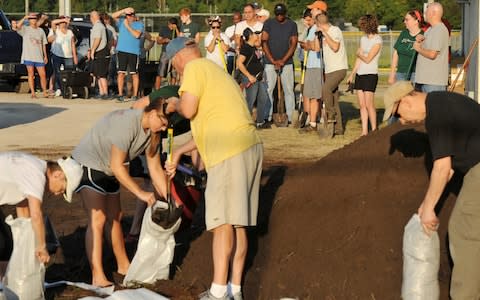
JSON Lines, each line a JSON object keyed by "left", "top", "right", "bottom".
{"left": 123, "top": 202, "right": 181, "bottom": 286}
{"left": 2, "top": 215, "right": 45, "bottom": 300}
{"left": 401, "top": 214, "right": 440, "bottom": 300}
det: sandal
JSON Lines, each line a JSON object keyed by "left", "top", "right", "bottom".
{"left": 31, "top": 94, "right": 38, "bottom": 99}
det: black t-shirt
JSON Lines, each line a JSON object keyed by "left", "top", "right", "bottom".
{"left": 425, "top": 91, "right": 480, "bottom": 173}
{"left": 239, "top": 44, "right": 263, "bottom": 79}
{"left": 263, "top": 18, "right": 298, "bottom": 65}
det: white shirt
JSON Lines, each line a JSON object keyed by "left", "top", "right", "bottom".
{"left": 49, "top": 28, "right": 75, "bottom": 58}
{"left": 234, "top": 20, "right": 263, "bottom": 37}
{"left": 322, "top": 25, "right": 349, "bottom": 73}
{"left": 204, "top": 31, "right": 231, "bottom": 69}
{"left": 224, "top": 24, "right": 237, "bottom": 56}
{"left": 0, "top": 152, "right": 46, "bottom": 205}
{"left": 357, "top": 34, "right": 382, "bottom": 75}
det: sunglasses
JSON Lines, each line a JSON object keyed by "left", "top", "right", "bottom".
{"left": 254, "top": 31, "right": 262, "bottom": 34}
{"left": 211, "top": 26, "right": 220, "bottom": 29}
{"left": 126, "top": 13, "right": 135, "bottom": 17}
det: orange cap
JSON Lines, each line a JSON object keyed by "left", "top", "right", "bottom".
{"left": 307, "top": 1, "right": 328, "bottom": 12}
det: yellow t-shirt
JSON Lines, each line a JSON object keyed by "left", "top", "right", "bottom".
{"left": 179, "top": 58, "right": 261, "bottom": 169}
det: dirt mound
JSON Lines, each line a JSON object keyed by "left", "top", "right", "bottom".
{"left": 38, "top": 122, "right": 461, "bottom": 299}
{"left": 172, "top": 123, "right": 460, "bottom": 299}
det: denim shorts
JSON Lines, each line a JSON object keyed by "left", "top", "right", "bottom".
{"left": 23, "top": 60, "right": 46, "bottom": 67}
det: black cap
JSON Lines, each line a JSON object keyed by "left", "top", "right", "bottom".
{"left": 274, "top": 3, "right": 287, "bottom": 16}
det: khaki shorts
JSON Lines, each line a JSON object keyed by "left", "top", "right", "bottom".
{"left": 204, "top": 143, "right": 263, "bottom": 230}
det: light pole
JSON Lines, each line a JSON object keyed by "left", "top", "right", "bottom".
{"left": 25, "top": 0, "right": 29, "bottom": 14}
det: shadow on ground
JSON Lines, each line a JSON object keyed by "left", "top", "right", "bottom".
{"left": 0, "top": 103, "right": 66, "bottom": 129}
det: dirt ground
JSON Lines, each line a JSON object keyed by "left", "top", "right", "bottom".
{"left": 0, "top": 87, "right": 457, "bottom": 299}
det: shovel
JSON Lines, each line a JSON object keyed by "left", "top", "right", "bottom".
{"left": 151, "top": 127, "right": 183, "bottom": 229}
{"left": 272, "top": 68, "right": 289, "bottom": 127}
{"left": 293, "top": 51, "right": 309, "bottom": 128}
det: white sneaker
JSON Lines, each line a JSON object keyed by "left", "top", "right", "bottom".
{"left": 54, "top": 89, "right": 61, "bottom": 97}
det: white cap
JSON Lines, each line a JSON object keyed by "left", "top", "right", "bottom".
{"left": 257, "top": 8, "right": 270, "bottom": 18}
{"left": 57, "top": 157, "right": 83, "bottom": 202}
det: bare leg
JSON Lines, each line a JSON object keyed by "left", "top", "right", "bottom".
{"left": 310, "top": 99, "right": 319, "bottom": 124}
{"left": 154, "top": 76, "right": 162, "bottom": 90}
{"left": 357, "top": 90, "right": 369, "bottom": 136}
{"left": 104, "top": 193, "right": 130, "bottom": 275}
{"left": 26, "top": 66, "right": 36, "bottom": 97}
{"left": 128, "top": 178, "right": 151, "bottom": 236}
{"left": 36, "top": 66, "right": 48, "bottom": 96}
{"left": 211, "top": 224, "right": 234, "bottom": 285}
{"left": 364, "top": 91, "right": 377, "bottom": 131}
{"left": 98, "top": 78, "right": 108, "bottom": 95}
{"left": 80, "top": 188, "right": 112, "bottom": 287}
{"left": 132, "top": 73, "right": 139, "bottom": 97}
{"left": 230, "top": 227, "right": 247, "bottom": 286}
{"left": 117, "top": 72, "right": 126, "bottom": 96}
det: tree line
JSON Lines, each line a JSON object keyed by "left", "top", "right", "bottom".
{"left": 1, "top": 0, "right": 461, "bottom": 30}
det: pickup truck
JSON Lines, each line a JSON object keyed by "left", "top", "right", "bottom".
{"left": 0, "top": 10, "right": 26, "bottom": 88}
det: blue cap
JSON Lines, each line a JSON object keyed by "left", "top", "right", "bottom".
{"left": 166, "top": 37, "right": 194, "bottom": 60}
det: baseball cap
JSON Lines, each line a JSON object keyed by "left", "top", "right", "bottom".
{"left": 57, "top": 157, "right": 83, "bottom": 203}
{"left": 274, "top": 3, "right": 287, "bottom": 16}
{"left": 383, "top": 81, "right": 414, "bottom": 122}
{"left": 149, "top": 85, "right": 180, "bottom": 104}
{"left": 307, "top": 1, "right": 328, "bottom": 11}
{"left": 165, "top": 37, "right": 195, "bottom": 59}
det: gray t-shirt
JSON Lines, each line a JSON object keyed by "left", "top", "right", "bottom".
{"left": 414, "top": 22, "right": 449, "bottom": 86}
{"left": 72, "top": 109, "right": 151, "bottom": 175}
{"left": 17, "top": 25, "right": 47, "bottom": 63}
{"left": 90, "top": 20, "right": 107, "bottom": 52}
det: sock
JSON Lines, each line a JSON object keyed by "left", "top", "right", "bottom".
{"left": 231, "top": 284, "right": 241, "bottom": 295}
{"left": 210, "top": 283, "right": 227, "bottom": 298}
{"left": 309, "top": 122, "right": 317, "bottom": 128}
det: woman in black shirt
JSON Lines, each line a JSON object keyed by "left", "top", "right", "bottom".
{"left": 237, "top": 28, "right": 271, "bottom": 128}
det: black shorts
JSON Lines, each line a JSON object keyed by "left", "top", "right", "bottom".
{"left": 117, "top": 51, "right": 139, "bottom": 74}
{"left": 354, "top": 74, "right": 378, "bottom": 92}
{"left": 91, "top": 57, "right": 109, "bottom": 78}
{"left": 75, "top": 166, "right": 120, "bottom": 195}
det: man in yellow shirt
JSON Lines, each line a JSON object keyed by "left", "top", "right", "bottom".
{"left": 165, "top": 37, "right": 263, "bottom": 300}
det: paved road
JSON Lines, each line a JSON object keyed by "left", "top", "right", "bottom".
{"left": 0, "top": 92, "right": 129, "bottom": 151}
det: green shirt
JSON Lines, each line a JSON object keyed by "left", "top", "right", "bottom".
{"left": 180, "top": 22, "right": 200, "bottom": 40}
{"left": 394, "top": 29, "right": 423, "bottom": 74}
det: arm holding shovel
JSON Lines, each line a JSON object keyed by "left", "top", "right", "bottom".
{"left": 165, "top": 138, "right": 198, "bottom": 179}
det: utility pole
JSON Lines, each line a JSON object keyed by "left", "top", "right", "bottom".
{"left": 25, "top": 0, "right": 29, "bottom": 14}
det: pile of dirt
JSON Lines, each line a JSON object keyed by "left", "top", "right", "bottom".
{"left": 41, "top": 122, "right": 460, "bottom": 299}
{"left": 170, "top": 122, "right": 460, "bottom": 299}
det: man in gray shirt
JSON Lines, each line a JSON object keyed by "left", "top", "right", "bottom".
{"left": 413, "top": 2, "right": 449, "bottom": 93}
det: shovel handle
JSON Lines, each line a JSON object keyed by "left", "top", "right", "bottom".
{"left": 166, "top": 128, "right": 174, "bottom": 209}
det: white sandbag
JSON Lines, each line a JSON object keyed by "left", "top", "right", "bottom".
{"left": 79, "top": 288, "right": 169, "bottom": 300}
{"left": 124, "top": 202, "right": 181, "bottom": 286}
{"left": 401, "top": 214, "right": 440, "bottom": 300}
{"left": 2, "top": 215, "right": 45, "bottom": 300}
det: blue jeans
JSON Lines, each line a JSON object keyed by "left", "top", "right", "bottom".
{"left": 51, "top": 54, "right": 74, "bottom": 91}
{"left": 265, "top": 64, "right": 295, "bottom": 121}
{"left": 415, "top": 83, "right": 446, "bottom": 93}
{"left": 396, "top": 72, "right": 415, "bottom": 83}
{"left": 243, "top": 76, "right": 271, "bottom": 123}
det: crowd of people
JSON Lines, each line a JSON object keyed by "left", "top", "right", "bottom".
{"left": 2, "top": 1, "right": 473, "bottom": 300}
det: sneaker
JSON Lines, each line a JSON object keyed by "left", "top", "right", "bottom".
{"left": 130, "top": 96, "right": 138, "bottom": 102}
{"left": 54, "top": 89, "right": 61, "bottom": 97}
{"left": 232, "top": 292, "right": 243, "bottom": 300}
{"left": 298, "top": 125, "right": 317, "bottom": 134}
{"left": 116, "top": 95, "right": 126, "bottom": 102}
{"left": 101, "top": 94, "right": 112, "bottom": 100}
{"left": 198, "top": 290, "right": 229, "bottom": 300}
{"left": 256, "top": 121, "right": 271, "bottom": 129}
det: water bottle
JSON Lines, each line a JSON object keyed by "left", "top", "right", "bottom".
{"left": 60, "top": 64, "right": 64, "bottom": 71}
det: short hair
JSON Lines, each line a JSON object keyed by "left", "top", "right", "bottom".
{"left": 358, "top": 14, "right": 378, "bottom": 34}
{"left": 168, "top": 17, "right": 178, "bottom": 25}
{"left": 179, "top": 7, "right": 191, "bottom": 16}
{"left": 244, "top": 3, "right": 255, "bottom": 10}
{"left": 303, "top": 8, "right": 312, "bottom": 19}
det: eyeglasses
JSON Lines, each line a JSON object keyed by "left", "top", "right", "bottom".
{"left": 211, "top": 26, "right": 220, "bottom": 29}
{"left": 254, "top": 31, "right": 262, "bottom": 34}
